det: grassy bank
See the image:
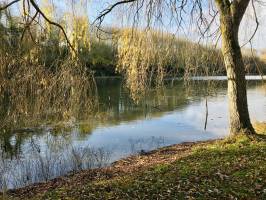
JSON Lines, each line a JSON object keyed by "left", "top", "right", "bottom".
{"left": 5, "top": 123, "right": 266, "bottom": 200}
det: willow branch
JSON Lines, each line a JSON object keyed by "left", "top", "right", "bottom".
{"left": 29, "top": 0, "right": 76, "bottom": 55}
{"left": 21, "top": 11, "right": 38, "bottom": 41}
{"left": 93, "top": 0, "right": 137, "bottom": 26}
{"left": 0, "top": 0, "right": 21, "bottom": 11}
{"left": 240, "top": 0, "right": 259, "bottom": 48}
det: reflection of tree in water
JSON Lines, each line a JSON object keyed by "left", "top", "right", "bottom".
{"left": 0, "top": 129, "right": 22, "bottom": 159}
{"left": 96, "top": 79, "right": 189, "bottom": 122}
{"left": 0, "top": 134, "right": 168, "bottom": 190}
{"left": 0, "top": 135, "right": 112, "bottom": 191}
{"left": 0, "top": 79, "right": 265, "bottom": 158}
{"left": 0, "top": 79, "right": 265, "bottom": 190}
{"left": 247, "top": 80, "right": 266, "bottom": 94}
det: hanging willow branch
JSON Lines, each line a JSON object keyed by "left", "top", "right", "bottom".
{"left": 93, "top": 0, "right": 137, "bottom": 26}
{"left": 28, "top": 0, "right": 76, "bottom": 54}
{"left": 21, "top": 10, "right": 38, "bottom": 42}
{"left": 0, "top": 0, "right": 76, "bottom": 55}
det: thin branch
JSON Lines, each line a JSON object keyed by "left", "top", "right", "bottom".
{"left": 21, "top": 11, "right": 38, "bottom": 41}
{"left": 0, "top": 0, "right": 21, "bottom": 11}
{"left": 29, "top": 0, "right": 76, "bottom": 55}
{"left": 240, "top": 0, "right": 259, "bottom": 48}
{"left": 93, "top": 0, "right": 137, "bottom": 27}
{"left": 0, "top": 0, "right": 77, "bottom": 56}
{"left": 199, "top": 11, "right": 218, "bottom": 41}
{"left": 204, "top": 97, "right": 208, "bottom": 130}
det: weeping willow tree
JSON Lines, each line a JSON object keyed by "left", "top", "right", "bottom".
{"left": 0, "top": 0, "right": 96, "bottom": 131}
{"left": 63, "top": 1, "right": 91, "bottom": 57}
{"left": 94, "top": 0, "right": 265, "bottom": 135}
{"left": 1, "top": 0, "right": 264, "bottom": 135}
{"left": 116, "top": 29, "right": 175, "bottom": 101}
{"left": 116, "top": 29, "right": 226, "bottom": 101}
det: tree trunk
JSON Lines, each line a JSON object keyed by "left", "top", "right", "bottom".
{"left": 220, "top": 13, "right": 255, "bottom": 135}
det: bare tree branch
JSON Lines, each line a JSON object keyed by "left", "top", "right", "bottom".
{"left": 29, "top": 0, "right": 76, "bottom": 55}
{"left": 93, "top": 0, "right": 137, "bottom": 27}
{"left": 1, "top": 0, "right": 77, "bottom": 56}
{"left": 241, "top": 0, "right": 259, "bottom": 47}
{"left": 21, "top": 11, "right": 38, "bottom": 42}
{"left": 0, "top": 0, "right": 21, "bottom": 11}
{"left": 231, "top": 0, "right": 251, "bottom": 26}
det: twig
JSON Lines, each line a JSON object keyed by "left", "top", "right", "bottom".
{"left": 93, "top": 0, "right": 137, "bottom": 27}
{"left": 204, "top": 97, "right": 208, "bottom": 130}
{"left": 29, "top": 0, "right": 76, "bottom": 55}
{"left": 0, "top": 0, "right": 21, "bottom": 11}
{"left": 21, "top": 11, "right": 39, "bottom": 42}
{"left": 240, "top": 0, "right": 259, "bottom": 48}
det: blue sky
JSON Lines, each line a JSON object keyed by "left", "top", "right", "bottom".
{"left": 77, "top": 0, "right": 266, "bottom": 51}
{"left": 3, "top": 0, "right": 266, "bottom": 51}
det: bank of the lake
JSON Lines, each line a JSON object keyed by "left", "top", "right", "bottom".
{"left": 5, "top": 123, "right": 266, "bottom": 200}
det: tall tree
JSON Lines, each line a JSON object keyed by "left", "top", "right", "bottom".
{"left": 94, "top": 0, "right": 260, "bottom": 135}
{"left": 216, "top": 0, "right": 255, "bottom": 134}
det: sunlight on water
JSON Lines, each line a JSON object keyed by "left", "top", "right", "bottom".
{"left": 0, "top": 77, "right": 265, "bottom": 190}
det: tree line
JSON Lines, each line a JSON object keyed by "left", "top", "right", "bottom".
{"left": 1, "top": 10, "right": 265, "bottom": 78}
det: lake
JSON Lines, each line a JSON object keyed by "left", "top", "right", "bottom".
{"left": 0, "top": 77, "right": 265, "bottom": 190}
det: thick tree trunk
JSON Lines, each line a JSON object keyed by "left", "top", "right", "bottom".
{"left": 220, "top": 13, "right": 255, "bottom": 135}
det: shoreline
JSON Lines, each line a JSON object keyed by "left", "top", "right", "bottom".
{"left": 5, "top": 139, "right": 217, "bottom": 199}
{"left": 3, "top": 127, "right": 266, "bottom": 200}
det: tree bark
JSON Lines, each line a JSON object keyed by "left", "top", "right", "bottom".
{"left": 219, "top": 7, "right": 255, "bottom": 135}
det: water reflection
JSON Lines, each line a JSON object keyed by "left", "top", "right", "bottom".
{"left": 0, "top": 134, "right": 112, "bottom": 190}
{"left": 0, "top": 77, "right": 265, "bottom": 190}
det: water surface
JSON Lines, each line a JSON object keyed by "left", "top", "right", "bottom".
{"left": 0, "top": 77, "right": 265, "bottom": 190}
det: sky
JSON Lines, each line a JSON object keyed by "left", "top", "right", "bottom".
{"left": 239, "top": 1, "right": 266, "bottom": 52}
{"left": 89, "top": 0, "right": 266, "bottom": 52}
{"left": 3, "top": 0, "right": 266, "bottom": 51}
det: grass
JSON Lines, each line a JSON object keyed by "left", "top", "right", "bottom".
{"left": 5, "top": 123, "right": 266, "bottom": 200}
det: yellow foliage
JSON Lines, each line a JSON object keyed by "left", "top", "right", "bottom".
{"left": 41, "top": 0, "right": 54, "bottom": 33}
{"left": 116, "top": 29, "right": 222, "bottom": 101}
{"left": 61, "top": 1, "right": 91, "bottom": 57}
{"left": 117, "top": 29, "right": 177, "bottom": 101}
